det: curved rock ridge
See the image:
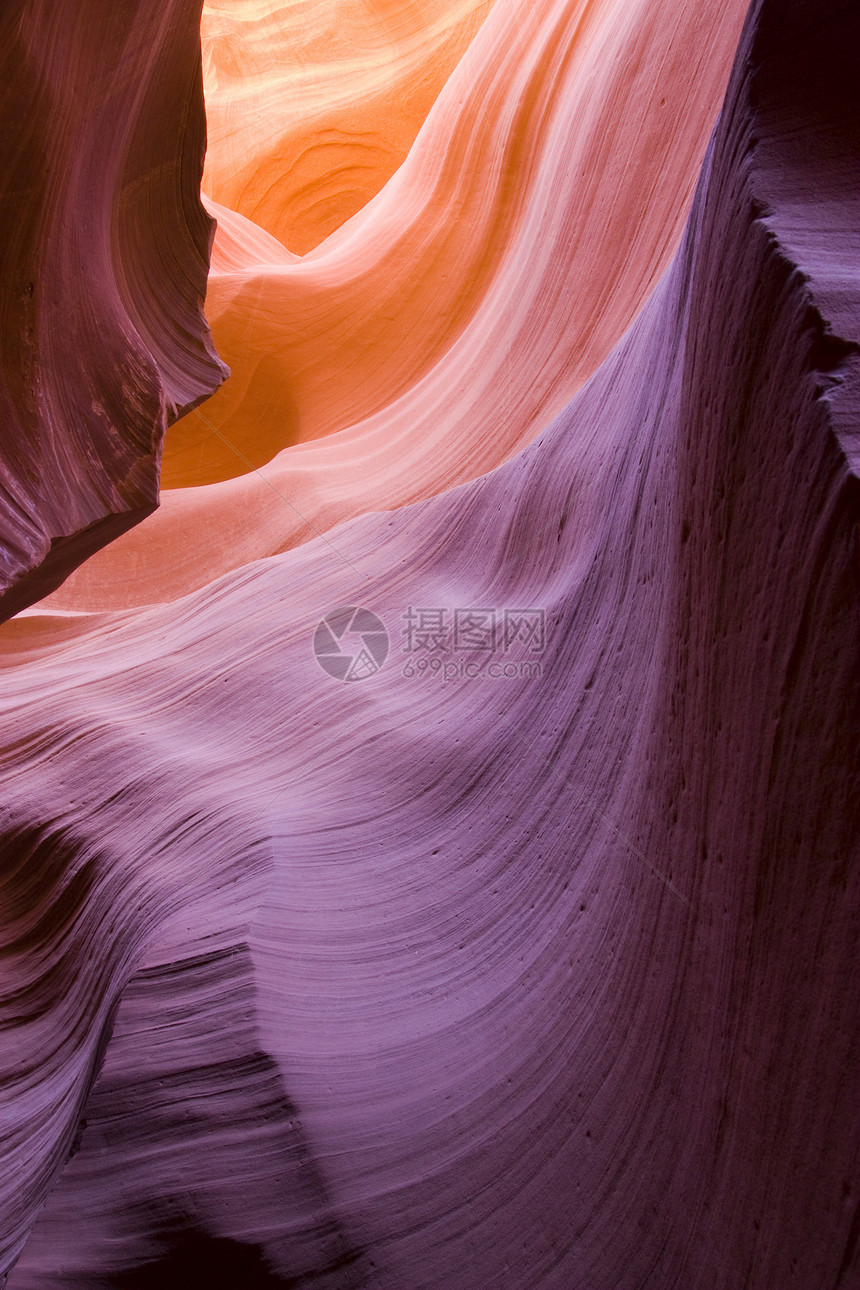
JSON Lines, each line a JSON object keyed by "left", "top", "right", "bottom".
{"left": 204, "top": 195, "right": 301, "bottom": 273}
{"left": 0, "top": 0, "right": 226, "bottom": 625}
{"left": 2, "top": 0, "right": 859, "bottom": 1285}
{"left": 201, "top": 0, "right": 499, "bottom": 254}
{"left": 38, "top": 0, "right": 749, "bottom": 612}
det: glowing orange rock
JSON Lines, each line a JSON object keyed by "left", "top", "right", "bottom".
{"left": 42, "top": 0, "right": 748, "bottom": 615}
{"left": 201, "top": 0, "right": 498, "bottom": 255}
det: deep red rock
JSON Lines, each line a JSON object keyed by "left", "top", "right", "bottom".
{"left": 0, "top": 0, "right": 226, "bottom": 622}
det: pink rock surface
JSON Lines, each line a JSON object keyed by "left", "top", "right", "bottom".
{"left": 1, "top": 0, "right": 859, "bottom": 1286}
{"left": 0, "top": 0, "right": 226, "bottom": 623}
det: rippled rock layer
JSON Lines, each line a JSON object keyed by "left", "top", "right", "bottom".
{"left": 38, "top": 0, "right": 748, "bottom": 611}
{"left": 1, "top": 0, "right": 859, "bottom": 1287}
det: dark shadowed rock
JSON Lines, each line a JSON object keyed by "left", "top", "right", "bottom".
{"left": 0, "top": 0, "right": 226, "bottom": 621}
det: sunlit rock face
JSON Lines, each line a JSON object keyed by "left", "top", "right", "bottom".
{"left": 0, "top": 0, "right": 226, "bottom": 624}
{"left": 200, "top": 0, "right": 499, "bottom": 255}
{"left": 33, "top": 0, "right": 748, "bottom": 612}
{"left": 2, "top": 0, "right": 860, "bottom": 1288}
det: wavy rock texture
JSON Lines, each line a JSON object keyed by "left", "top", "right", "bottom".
{"left": 201, "top": 0, "right": 499, "bottom": 254}
{"left": 2, "top": 0, "right": 860, "bottom": 1287}
{"left": 36, "top": 0, "right": 748, "bottom": 612}
{"left": 0, "top": 0, "right": 226, "bottom": 624}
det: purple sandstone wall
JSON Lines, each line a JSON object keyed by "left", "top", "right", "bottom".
{"left": 0, "top": 0, "right": 858, "bottom": 1285}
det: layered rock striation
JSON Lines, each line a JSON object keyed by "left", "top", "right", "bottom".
{"left": 0, "top": 0, "right": 225, "bottom": 623}
{"left": 1, "top": 0, "right": 858, "bottom": 1286}
{"left": 36, "top": 0, "right": 748, "bottom": 612}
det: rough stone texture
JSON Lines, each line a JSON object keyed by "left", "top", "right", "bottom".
{"left": 0, "top": 0, "right": 226, "bottom": 622}
{"left": 1, "top": 0, "right": 858, "bottom": 1286}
